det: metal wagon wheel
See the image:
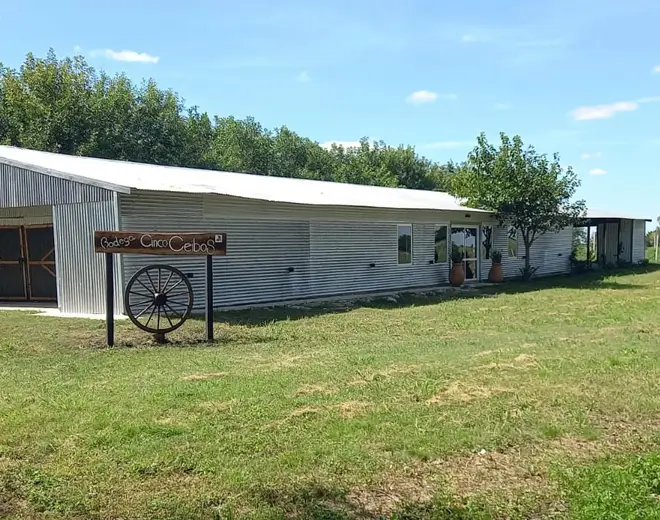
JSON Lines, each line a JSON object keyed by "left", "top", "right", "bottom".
{"left": 124, "top": 265, "right": 194, "bottom": 334}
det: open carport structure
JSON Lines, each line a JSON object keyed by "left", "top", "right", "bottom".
{"left": 577, "top": 210, "right": 651, "bottom": 266}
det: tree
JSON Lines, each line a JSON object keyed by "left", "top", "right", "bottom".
{"left": 451, "top": 132, "right": 586, "bottom": 278}
{"left": 0, "top": 49, "right": 461, "bottom": 192}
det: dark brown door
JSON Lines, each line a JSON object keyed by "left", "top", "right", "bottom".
{"left": 0, "top": 226, "right": 28, "bottom": 300}
{"left": 24, "top": 225, "right": 57, "bottom": 301}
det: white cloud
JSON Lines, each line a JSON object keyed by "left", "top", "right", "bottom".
{"left": 91, "top": 49, "right": 159, "bottom": 64}
{"left": 298, "top": 71, "right": 311, "bottom": 82}
{"left": 406, "top": 90, "right": 438, "bottom": 104}
{"left": 494, "top": 103, "right": 511, "bottom": 110}
{"left": 581, "top": 152, "right": 602, "bottom": 159}
{"left": 652, "top": 65, "right": 660, "bottom": 74}
{"left": 320, "top": 140, "right": 361, "bottom": 150}
{"left": 589, "top": 168, "right": 607, "bottom": 175}
{"left": 424, "top": 140, "right": 472, "bottom": 150}
{"left": 73, "top": 45, "right": 83, "bottom": 53}
{"left": 571, "top": 101, "right": 638, "bottom": 121}
{"left": 571, "top": 95, "right": 660, "bottom": 121}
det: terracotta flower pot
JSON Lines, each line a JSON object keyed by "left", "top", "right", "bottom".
{"left": 449, "top": 263, "right": 465, "bottom": 287}
{"left": 488, "top": 263, "right": 504, "bottom": 283}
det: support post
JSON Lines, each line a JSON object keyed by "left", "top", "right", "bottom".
{"left": 105, "top": 252, "right": 114, "bottom": 347}
{"left": 586, "top": 225, "right": 591, "bottom": 264}
{"left": 206, "top": 255, "right": 214, "bottom": 342}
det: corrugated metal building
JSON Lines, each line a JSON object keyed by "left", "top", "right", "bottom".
{"left": 0, "top": 146, "right": 651, "bottom": 315}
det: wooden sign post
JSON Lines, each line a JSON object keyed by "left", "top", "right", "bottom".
{"left": 94, "top": 231, "right": 227, "bottom": 346}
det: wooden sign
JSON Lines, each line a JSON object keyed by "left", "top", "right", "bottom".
{"left": 94, "top": 231, "right": 227, "bottom": 255}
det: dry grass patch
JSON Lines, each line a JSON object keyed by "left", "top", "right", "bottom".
{"left": 348, "top": 364, "right": 419, "bottom": 386}
{"left": 295, "top": 383, "right": 335, "bottom": 396}
{"left": 330, "top": 401, "right": 371, "bottom": 418}
{"left": 427, "top": 381, "right": 513, "bottom": 405}
{"left": 181, "top": 372, "right": 227, "bottom": 381}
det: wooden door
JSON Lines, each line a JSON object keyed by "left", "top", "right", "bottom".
{"left": 24, "top": 225, "right": 57, "bottom": 301}
{"left": 0, "top": 226, "right": 28, "bottom": 300}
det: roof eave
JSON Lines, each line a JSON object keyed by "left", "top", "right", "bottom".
{"left": 0, "top": 156, "right": 132, "bottom": 194}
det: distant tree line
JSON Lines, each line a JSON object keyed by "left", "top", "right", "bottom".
{"left": 0, "top": 50, "right": 457, "bottom": 191}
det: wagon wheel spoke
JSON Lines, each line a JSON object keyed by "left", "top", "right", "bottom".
{"left": 136, "top": 279, "right": 154, "bottom": 295}
{"left": 144, "top": 304, "right": 157, "bottom": 327}
{"left": 145, "top": 271, "right": 158, "bottom": 293}
{"left": 157, "top": 267, "right": 162, "bottom": 293}
{"left": 166, "top": 291, "right": 191, "bottom": 298}
{"left": 164, "top": 278, "right": 185, "bottom": 294}
{"left": 162, "top": 305, "right": 175, "bottom": 327}
{"left": 129, "top": 290, "right": 153, "bottom": 299}
{"left": 130, "top": 298, "right": 155, "bottom": 307}
{"left": 162, "top": 270, "right": 175, "bottom": 293}
{"left": 164, "top": 302, "right": 183, "bottom": 320}
{"left": 156, "top": 306, "right": 161, "bottom": 330}
{"left": 166, "top": 299, "right": 190, "bottom": 308}
{"left": 135, "top": 302, "right": 156, "bottom": 319}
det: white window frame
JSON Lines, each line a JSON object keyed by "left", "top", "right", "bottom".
{"left": 434, "top": 224, "right": 449, "bottom": 264}
{"left": 397, "top": 224, "right": 413, "bottom": 266}
{"left": 508, "top": 225, "right": 519, "bottom": 258}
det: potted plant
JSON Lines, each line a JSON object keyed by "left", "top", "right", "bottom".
{"left": 449, "top": 249, "right": 465, "bottom": 287}
{"left": 488, "top": 250, "right": 504, "bottom": 283}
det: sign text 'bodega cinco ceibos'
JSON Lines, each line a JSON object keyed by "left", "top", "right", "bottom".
{"left": 94, "top": 231, "right": 227, "bottom": 255}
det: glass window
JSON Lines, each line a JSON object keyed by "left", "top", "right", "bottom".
{"left": 508, "top": 226, "right": 518, "bottom": 257}
{"left": 397, "top": 224, "right": 412, "bottom": 264}
{"left": 481, "top": 226, "right": 493, "bottom": 260}
{"left": 434, "top": 225, "right": 448, "bottom": 263}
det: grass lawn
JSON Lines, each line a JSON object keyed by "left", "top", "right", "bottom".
{"left": 2, "top": 267, "right": 660, "bottom": 519}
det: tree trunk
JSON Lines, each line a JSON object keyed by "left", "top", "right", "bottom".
{"left": 523, "top": 238, "right": 533, "bottom": 280}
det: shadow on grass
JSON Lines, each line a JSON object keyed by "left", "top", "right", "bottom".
{"left": 209, "top": 264, "right": 660, "bottom": 328}
{"left": 245, "top": 485, "right": 496, "bottom": 520}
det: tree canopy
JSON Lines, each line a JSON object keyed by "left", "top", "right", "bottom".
{"left": 451, "top": 132, "right": 585, "bottom": 277}
{"left": 0, "top": 50, "right": 454, "bottom": 192}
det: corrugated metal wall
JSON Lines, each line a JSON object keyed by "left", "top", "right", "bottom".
{"left": 119, "top": 192, "right": 469, "bottom": 309}
{"left": 53, "top": 197, "right": 123, "bottom": 314}
{"left": 490, "top": 225, "right": 572, "bottom": 279}
{"left": 0, "top": 205, "right": 53, "bottom": 225}
{"left": 632, "top": 220, "right": 647, "bottom": 263}
{"left": 118, "top": 191, "right": 579, "bottom": 309}
{"left": 598, "top": 223, "right": 621, "bottom": 264}
{"left": 619, "top": 220, "right": 633, "bottom": 263}
{"left": 309, "top": 221, "right": 449, "bottom": 297}
{"left": 0, "top": 163, "right": 113, "bottom": 207}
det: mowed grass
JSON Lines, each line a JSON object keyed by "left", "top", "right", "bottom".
{"left": 2, "top": 268, "right": 660, "bottom": 519}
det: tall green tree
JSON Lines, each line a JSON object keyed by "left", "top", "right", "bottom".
{"left": 451, "top": 132, "right": 586, "bottom": 278}
{"left": 0, "top": 50, "right": 95, "bottom": 153}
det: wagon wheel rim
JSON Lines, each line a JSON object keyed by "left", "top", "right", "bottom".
{"left": 124, "top": 265, "right": 194, "bottom": 334}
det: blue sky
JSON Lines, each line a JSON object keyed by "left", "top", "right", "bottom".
{"left": 1, "top": 0, "right": 659, "bottom": 223}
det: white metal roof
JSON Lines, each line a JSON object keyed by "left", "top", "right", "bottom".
{"left": 0, "top": 145, "right": 488, "bottom": 213}
{"left": 585, "top": 209, "right": 652, "bottom": 222}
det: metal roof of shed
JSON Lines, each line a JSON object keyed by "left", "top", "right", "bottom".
{"left": 0, "top": 145, "right": 488, "bottom": 213}
{"left": 584, "top": 209, "right": 652, "bottom": 222}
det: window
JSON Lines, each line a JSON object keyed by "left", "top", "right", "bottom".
{"left": 481, "top": 225, "right": 493, "bottom": 260}
{"left": 434, "top": 225, "right": 448, "bottom": 263}
{"left": 508, "top": 226, "right": 518, "bottom": 257}
{"left": 397, "top": 224, "right": 412, "bottom": 264}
